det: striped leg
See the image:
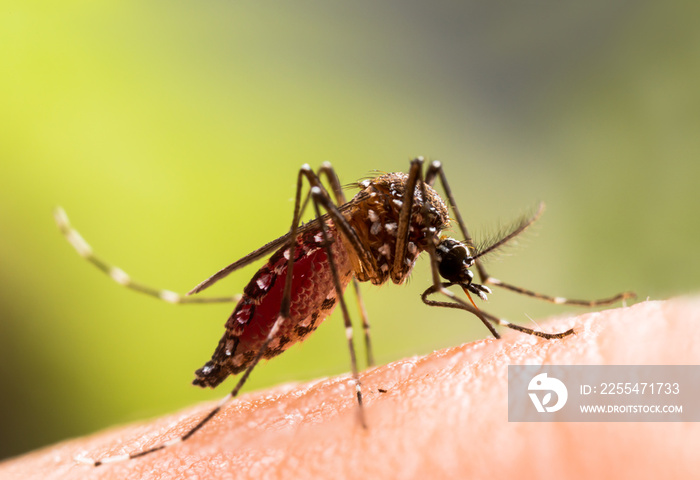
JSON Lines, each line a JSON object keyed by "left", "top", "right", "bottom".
{"left": 54, "top": 207, "right": 240, "bottom": 304}
{"left": 317, "top": 162, "right": 374, "bottom": 368}
{"left": 484, "top": 277, "right": 635, "bottom": 307}
{"left": 420, "top": 283, "right": 575, "bottom": 339}
{"left": 310, "top": 185, "right": 366, "bottom": 428}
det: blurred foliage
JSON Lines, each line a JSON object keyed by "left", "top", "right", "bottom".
{"left": 1, "top": 1, "right": 699, "bottom": 460}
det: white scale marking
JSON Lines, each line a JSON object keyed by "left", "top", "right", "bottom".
{"left": 109, "top": 266, "right": 130, "bottom": 285}
{"left": 159, "top": 290, "right": 181, "bottom": 304}
{"left": 217, "top": 393, "right": 233, "bottom": 408}
{"left": 256, "top": 273, "right": 272, "bottom": 290}
{"left": 407, "top": 242, "right": 417, "bottom": 254}
{"left": 66, "top": 229, "right": 93, "bottom": 257}
{"left": 54, "top": 207, "right": 70, "bottom": 227}
{"left": 378, "top": 243, "right": 391, "bottom": 257}
{"left": 100, "top": 454, "right": 131, "bottom": 464}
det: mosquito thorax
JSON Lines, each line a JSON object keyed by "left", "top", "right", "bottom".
{"left": 347, "top": 172, "right": 450, "bottom": 285}
{"left": 435, "top": 237, "right": 476, "bottom": 284}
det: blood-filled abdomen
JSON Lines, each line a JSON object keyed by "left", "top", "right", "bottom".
{"left": 193, "top": 226, "right": 352, "bottom": 388}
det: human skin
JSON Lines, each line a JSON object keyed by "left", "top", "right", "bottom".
{"left": 1, "top": 297, "right": 698, "bottom": 480}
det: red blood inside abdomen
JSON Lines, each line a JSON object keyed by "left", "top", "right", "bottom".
{"left": 237, "top": 245, "right": 331, "bottom": 350}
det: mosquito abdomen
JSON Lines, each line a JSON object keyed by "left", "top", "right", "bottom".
{"left": 193, "top": 226, "right": 353, "bottom": 388}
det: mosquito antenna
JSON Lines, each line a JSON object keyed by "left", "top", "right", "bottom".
{"left": 471, "top": 202, "right": 545, "bottom": 261}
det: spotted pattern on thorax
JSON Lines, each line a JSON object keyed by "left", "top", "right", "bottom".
{"left": 345, "top": 172, "right": 450, "bottom": 285}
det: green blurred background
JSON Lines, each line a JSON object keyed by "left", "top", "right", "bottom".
{"left": 2, "top": 1, "right": 699, "bottom": 461}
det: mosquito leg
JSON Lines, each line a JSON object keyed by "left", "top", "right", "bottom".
{"left": 54, "top": 207, "right": 240, "bottom": 304}
{"left": 485, "top": 277, "right": 636, "bottom": 306}
{"left": 392, "top": 158, "right": 455, "bottom": 291}
{"left": 317, "top": 162, "right": 374, "bottom": 367}
{"left": 390, "top": 157, "right": 425, "bottom": 282}
{"left": 421, "top": 285, "right": 500, "bottom": 338}
{"left": 316, "top": 161, "right": 347, "bottom": 205}
{"left": 420, "top": 283, "right": 575, "bottom": 340}
{"left": 311, "top": 186, "right": 367, "bottom": 427}
{"left": 350, "top": 281, "right": 373, "bottom": 367}
{"left": 425, "top": 160, "right": 489, "bottom": 282}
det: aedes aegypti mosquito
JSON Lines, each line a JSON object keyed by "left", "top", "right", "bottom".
{"left": 55, "top": 158, "right": 634, "bottom": 466}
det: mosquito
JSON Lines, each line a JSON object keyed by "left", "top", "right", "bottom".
{"left": 55, "top": 158, "right": 634, "bottom": 466}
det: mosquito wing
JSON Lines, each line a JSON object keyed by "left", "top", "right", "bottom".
{"left": 187, "top": 199, "right": 362, "bottom": 295}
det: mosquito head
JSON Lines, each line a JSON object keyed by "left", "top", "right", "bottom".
{"left": 435, "top": 237, "right": 492, "bottom": 301}
{"left": 435, "top": 237, "right": 475, "bottom": 284}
